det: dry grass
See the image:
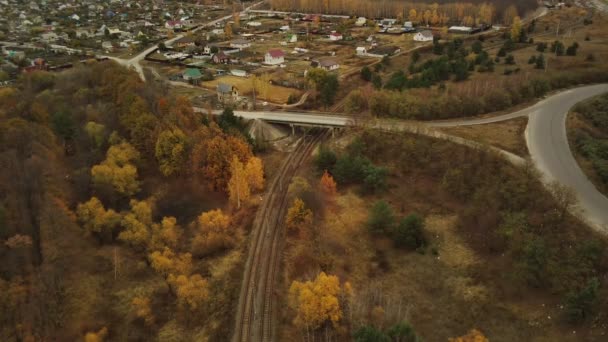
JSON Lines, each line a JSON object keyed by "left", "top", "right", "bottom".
{"left": 201, "top": 75, "right": 301, "bottom": 104}
{"left": 566, "top": 111, "right": 608, "bottom": 195}
{"left": 439, "top": 117, "right": 529, "bottom": 156}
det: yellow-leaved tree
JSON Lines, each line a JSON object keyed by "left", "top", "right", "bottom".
{"left": 131, "top": 295, "right": 155, "bottom": 326}
{"left": 245, "top": 156, "right": 265, "bottom": 191}
{"left": 449, "top": 329, "right": 489, "bottom": 342}
{"left": 285, "top": 198, "right": 313, "bottom": 238}
{"left": 228, "top": 156, "right": 250, "bottom": 208}
{"left": 76, "top": 197, "right": 121, "bottom": 242}
{"left": 288, "top": 272, "right": 344, "bottom": 331}
{"left": 118, "top": 199, "right": 153, "bottom": 251}
{"left": 510, "top": 16, "right": 522, "bottom": 42}
{"left": 84, "top": 327, "right": 108, "bottom": 342}
{"left": 148, "top": 247, "right": 193, "bottom": 279}
{"left": 149, "top": 216, "right": 182, "bottom": 251}
{"left": 191, "top": 209, "right": 234, "bottom": 256}
{"left": 91, "top": 142, "right": 141, "bottom": 196}
{"left": 168, "top": 274, "right": 209, "bottom": 312}
{"left": 155, "top": 128, "right": 188, "bottom": 177}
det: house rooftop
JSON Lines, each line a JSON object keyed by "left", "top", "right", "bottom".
{"left": 267, "top": 49, "right": 285, "bottom": 58}
{"left": 183, "top": 68, "right": 202, "bottom": 78}
{"left": 217, "top": 82, "right": 234, "bottom": 93}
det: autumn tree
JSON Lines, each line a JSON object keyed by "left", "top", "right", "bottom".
{"left": 76, "top": 197, "right": 121, "bottom": 242}
{"left": 319, "top": 170, "right": 337, "bottom": 197}
{"left": 245, "top": 156, "right": 265, "bottom": 191}
{"left": 288, "top": 272, "right": 344, "bottom": 333}
{"left": 225, "top": 23, "right": 233, "bottom": 39}
{"left": 168, "top": 274, "right": 209, "bottom": 312}
{"left": 190, "top": 124, "right": 252, "bottom": 191}
{"left": 149, "top": 247, "right": 193, "bottom": 279}
{"left": 408, "top": 9, "right": 417, "bottom": 23}
{"left": 286, "top": 198, "right": 313, "bottom": 238}
{"left": 449, "top": 329, "right": 489, "bottom": 342}
{"left": 84, "top": 327, "right": 108, "bottom": 342}
{"left": 511, "top": 16, "right": 522, "bottom": 42}
{"left": 155, "top": 128, "right": 188, "bottom": 177}
{"left": 149, "top": 216, "right": 182, "bottom": 251}
{"left": 191, "top": 209, "right": 235, "bottom": 256}
{"left": 132, "top": 295, "right": 155, "bottom": 326}
{"left": 91, "top": 142, "right": 141, "bottom": 197}
{"left": 118, "top": 199, "right": 153, "bottom": 251}
{"left": 228, "top": 156, "right": 250, "bottom": 208}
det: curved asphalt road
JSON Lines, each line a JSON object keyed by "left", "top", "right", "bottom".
{"left": 430, "top": 84, "right": 608, "bottom": 231}
{"left": 525, "top": 84, "right": 608, "bottom": 232}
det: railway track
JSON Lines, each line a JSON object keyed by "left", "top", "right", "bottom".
{"left": 233, "top": 129, "right": 328, "bottom": 342}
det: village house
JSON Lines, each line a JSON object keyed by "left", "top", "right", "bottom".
{"left": 355, "top": 17, "right": 367, "bottom": 27}
{"left": 217, "top": 83, "right": 239, "bottom": 103}
{"left": 286, "top": 33, "right": 297, "bottom": 43}
{"left": 230, "top": 39, "right": 251, "bottom": 50}
{"left": 264, "top": 49, "right": 285, "bottom": 65}
{"left": 414, "top": 30, "right": 434, "bottom": 42}
{"left": 212, "top": 51, "right": 230, "bottom": 64}
{"left": 356, "top": 47, "right": 367, "bottom": 56}
{"left": 182, "top": 68, "right": 202, "bottom": 84}
{"left": 311, "top": 58, "right": 340, "bottom": 71}
{"left": 329, "top": 32, "right": 343, "bottom": 41}
{"left": 165, "top": 20, "right": 183, "bottom": 30}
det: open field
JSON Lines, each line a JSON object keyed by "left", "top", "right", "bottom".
{"left": 439, "top": 117, "right": 529, "bottom": 156}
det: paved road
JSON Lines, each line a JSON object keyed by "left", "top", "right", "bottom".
{"left": 526, "top": 84, "right": 608, "bottom": 232}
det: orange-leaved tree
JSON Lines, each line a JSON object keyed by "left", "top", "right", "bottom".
{"left": 319, "top": 170, "right": 337, "bottom": 197}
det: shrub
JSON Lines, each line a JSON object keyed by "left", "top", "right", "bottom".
{"left": 393, "top": 214, "right": 426, "bottom": 249}
{"left": 367, "top": 200, "right": 395, "bottom": 234}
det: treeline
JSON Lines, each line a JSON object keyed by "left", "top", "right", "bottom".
{"left": 0, "top": 62, "right": 263, "bottom": 341}
{"left": 270, "top": 0, "right": 537, "bottom": 24}
{"left": 357, "top": 129, "right": 607, "bottom": 325}
{"left": 346, "top": 67, "right": 608, "bottom": 120}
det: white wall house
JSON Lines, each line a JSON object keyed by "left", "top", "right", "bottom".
{"left": 264, "top": 49, "right": 285, "bottom": 65}
{"left": 413, "top": 30, "right": 434, "bottom": 42}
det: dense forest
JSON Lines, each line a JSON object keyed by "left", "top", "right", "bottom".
{"left": 0, "top": 62, "right": 264, "bottom": 341}
{"left": 269, "top": 0, "right": 539, "bottom": 24}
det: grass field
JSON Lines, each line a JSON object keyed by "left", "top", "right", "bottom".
{"left": 439, "top": 117, "right": 529, "bottom": 156}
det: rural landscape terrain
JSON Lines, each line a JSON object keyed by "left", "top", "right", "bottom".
{"left": 1, "top": 0, "right": 608, "bottom": 341}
